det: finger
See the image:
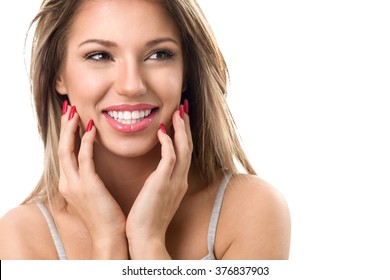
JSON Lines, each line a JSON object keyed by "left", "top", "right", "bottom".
{"left": 171, "top": 110, "right": 192, "bottom": 178}
{"left": 78, "top": 120, "right": 98, "bottom": 177}
{"left": 183, "top": 99, "right": 193, "bottom": 151}
{"left": 58, "top": 106, "right": 80, "bottom": 180}
{"left": 183, "top": 112, "right": 193, "bottom": 153}
{"left": 154, "top": 125, "right": 176, "bottom": 178}
{"left": 59, "top": 101, "right": 70, "bottom": 183}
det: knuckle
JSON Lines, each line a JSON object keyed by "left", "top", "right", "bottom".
{"left": 78, "top": 137, "right": 90, "bottom": 163}
{"left": 180, "top": 181, "right": 188, "bottom": 191}
{"left": 174, "top": 180, "right": 188, "bottom": 196}
{"left": 58, "top": 145, "right": 67, "bottom": 159}
{"left": 167, "top": 152, "right": 176, "bottom": 166}
{"left": 58, "top": 182, "right": 69, "bottom": 197}
{"left": 77, "top": 148, "right": 88, "bottom": 164}
{"left": 179, "top": 143, "right": 192, "bottom": 159}
{"left": 182, "top": 145, "right": 191, "bottom": 156}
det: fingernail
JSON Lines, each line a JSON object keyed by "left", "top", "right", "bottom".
{"left": 62, "top": 100, "right": 68, "bottom": 116}
{"left": 86, "top": 119, "right": 94, "bottom": 132}
{"left": 184, "top": 99, "right": 189, "bottom": 115}
{"left": 68, "top": 106, "right": 76, "bottom": 120}
{"left": 160, "top": 123, "right": 167, "bottom": 134}
{"left": 179, "top": 105, "right": 184, "bottom": 119}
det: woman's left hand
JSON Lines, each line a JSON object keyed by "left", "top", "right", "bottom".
{"left": 126, "top": 107, "right": 193, "bottom": 259}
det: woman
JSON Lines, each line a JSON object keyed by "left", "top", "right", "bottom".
{"left": 0, "top": 0, "right": 290, "bottom": 259}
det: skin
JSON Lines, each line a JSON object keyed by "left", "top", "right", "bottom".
{"left": 0, "top": 0, "right": 291, "bottom": 259}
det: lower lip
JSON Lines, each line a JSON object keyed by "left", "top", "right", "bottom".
{"left": 103, "top": 110, "right": 157, "bottom": 133}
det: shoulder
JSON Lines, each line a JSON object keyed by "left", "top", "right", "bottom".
{"left": 216, "top": 173, "right": 291, "bottom": 259}
{"left": 227, "top": 174, "right": 290, "bottom": 217}
{"left": 0, "top": 203, "right": 57, "bottom": 259}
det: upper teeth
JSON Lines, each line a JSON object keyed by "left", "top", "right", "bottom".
{"left": 107, "top": 109, "right": 152, "bottom": 124}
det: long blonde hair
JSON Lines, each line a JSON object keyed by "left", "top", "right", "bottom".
{"left": 24, "top": 0, "right": 256, "bottom": 207}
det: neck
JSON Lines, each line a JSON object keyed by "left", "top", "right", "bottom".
{"left": 93, "top": 142, "right": 161, "bottom": 215}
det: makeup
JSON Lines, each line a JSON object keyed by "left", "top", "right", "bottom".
{"left": 184, "top": 99, "right": 189, "bottom": 115}
{"left": 86, "top": 119, "right": 94, "bottom": 132}
{"left": 102, "top": 104, "right": 157, "bottom": 133}
{"left": 180, "top": 105, "right": 184, "bottom": 119}
{"left": 62, "top": 100, "right": 68, "bottom": 116}
{"left": 160, "top": 123, "right": 167, "bottom": 134}
{"left": 68, "top": 106, "right": 77, "bottom": 120}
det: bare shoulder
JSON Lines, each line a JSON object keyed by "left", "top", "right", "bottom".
{"left": 0, "top": 203, "right": 57, "bottom": 259}
{"left": 217, "top": 174, "right": 291, "bottom": 260}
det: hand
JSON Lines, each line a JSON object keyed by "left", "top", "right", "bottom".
{"left": 126, "top": 106, "right": 193, "bottom": 259}
{"left": 58, "top": 104, "right": 127, "bottom": 259}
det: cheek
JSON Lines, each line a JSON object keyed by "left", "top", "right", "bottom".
{"left": 64, "top": 65, "right": 108, "bottom": 106}
{"left": 147, "top": 66, "right": 184, "bottom": 103}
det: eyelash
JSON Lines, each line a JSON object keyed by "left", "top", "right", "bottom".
{"left": 84, "top": 51, "right": 113, "bottom": 62}
{"left": 84, "top": 49, "right": 176, "bottom": 63}
{"left": 147, "top": 49, "right": 176, "bottom": 61}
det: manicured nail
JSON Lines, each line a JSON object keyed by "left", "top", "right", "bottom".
{"left": 184, "top": 99, "right": 189, "bottom": 115}
{"left": 62, "top": 100, "right": 68, "bottom": 116}
{"left": 160, "top": 123, "right": 167, "bottom": 134}
{"left": 179, "top": 105, "right": 184, "bottom": 119}
{"left": 86, "top": 119, "right": 94, "bottom": 132}
{"left": 68, "top": 106, "right": 76, "bottom": 120}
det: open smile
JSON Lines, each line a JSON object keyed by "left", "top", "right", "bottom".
{"left": 106, "top": 109, "right": 153, "bottom": 125}
{"left": 103, "top": 104, "right": 158, "bottom": 133}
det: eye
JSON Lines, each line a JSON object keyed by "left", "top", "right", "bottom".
{"left": 147, "top": 50, "right": 175, "bottom": 61}
{"left": 84, "top": 51, "right": 113, "bottom": 62}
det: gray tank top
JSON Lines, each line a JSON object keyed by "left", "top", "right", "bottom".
{"left": 37, "top": 172, "right": 232, "bottom": 260}
{"left": 36, "top": 200, "right": 67, "bottom": 260}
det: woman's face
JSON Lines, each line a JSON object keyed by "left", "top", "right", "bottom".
{"left": 56, "top": 0, "right": 185, "bottom": 158}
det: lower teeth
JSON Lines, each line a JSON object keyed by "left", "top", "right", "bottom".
{"left": 114, "top": 117, "right": 144, "bottom": 124}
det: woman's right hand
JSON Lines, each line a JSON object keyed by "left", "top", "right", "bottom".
{"left": 58, "top": 103, "right": 128, "bottom": 259}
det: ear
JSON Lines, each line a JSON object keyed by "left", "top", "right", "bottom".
{"left": 55, "top": 74, "right": 68, "bottom": 95}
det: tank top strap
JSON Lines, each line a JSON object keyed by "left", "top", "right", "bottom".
{"left": 36, "top": 201, "right": 67, "bottom": 260}
{"left": 202, "top": 172, "right": 233, "bottom": 260}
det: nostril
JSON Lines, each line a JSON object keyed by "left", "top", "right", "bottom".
{"left": 115, "top": 64, "right": 147, "bottom": 96}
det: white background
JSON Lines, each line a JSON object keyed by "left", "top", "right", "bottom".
{"left": 1, "top": 0, "right": 389, "bottom": 278}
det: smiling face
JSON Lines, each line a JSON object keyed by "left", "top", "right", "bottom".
{"left": 56, "top": 0, "right": 185, "bottom": 158}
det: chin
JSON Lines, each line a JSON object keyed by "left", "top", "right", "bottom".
{"left": 95, "top": 135, "right": 160, "bottom": 160}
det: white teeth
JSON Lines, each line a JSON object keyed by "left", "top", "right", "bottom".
{"left": 124, "top": 111, "right": 131, "bottom": 119}
{"left": 106, "top": 109, "right": 152, "bottom": 124}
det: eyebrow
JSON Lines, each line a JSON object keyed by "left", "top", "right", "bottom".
{"left": 78, "top": 37, "right": 179, "bottom": 48}
{"left": 146, "top": 38, "right": 179, "bottom": 47}
{"left": 78, "top": 39, "right": 117, "bottom": 48}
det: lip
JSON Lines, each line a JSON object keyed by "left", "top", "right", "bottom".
{"left": 102, "top": 103, "right": 158, "bottom": 133}
{"left": 103, "top": 103, "right": 156, "bottom": 112}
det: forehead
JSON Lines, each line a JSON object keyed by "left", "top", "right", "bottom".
{"left": 68, "top": 0, "right": 180, "bottom": 45}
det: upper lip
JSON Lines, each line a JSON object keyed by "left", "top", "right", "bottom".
{"left": 103, "top": 104, "right": 157, "bottom": 112}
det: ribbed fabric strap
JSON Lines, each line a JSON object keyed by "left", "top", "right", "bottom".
{"left": 202, "top": 172, "right": 232, "bottom": 260}
{"left": 36, "top": 201, "right": 67, "bottom": 260}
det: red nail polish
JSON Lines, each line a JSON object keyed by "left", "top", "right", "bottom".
{"left": 160, "top": 123, "right": 167, "bottom": 134}
{"left": 68, "top": 106, "right": 76, "bottom": 120}
{"left": 62, "top": 100, "right": 68, "bottom": 116}
{"left": 86, "top": 119, "right": 94, "bottom": 132}
{"left": 179, "top": 105, "right": 184, "bottom": 119}
{"left": 184, "top": 99, "right": 189, "bottom": 115}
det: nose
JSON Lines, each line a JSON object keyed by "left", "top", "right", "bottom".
{"left": 114, "top": 58, "right": 147, "bottom": 97}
